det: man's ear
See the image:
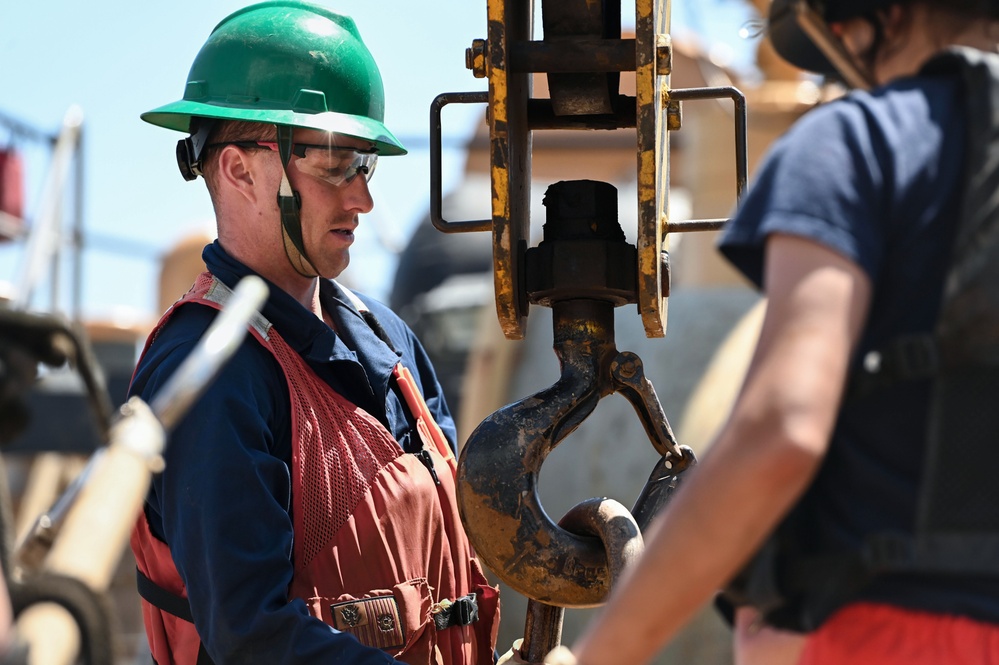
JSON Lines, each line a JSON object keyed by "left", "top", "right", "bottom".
{"left": 216, "top": 146, "right": 259, "bottom": 204}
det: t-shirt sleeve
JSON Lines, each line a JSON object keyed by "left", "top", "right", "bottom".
{"left": 718, "top": 99, "right": 889, "bottom": 288}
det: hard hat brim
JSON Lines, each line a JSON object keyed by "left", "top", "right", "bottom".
{"left": 769, "top": 0, "right": 838, "bottom": 76}
{"left": 141, "top": 100, "right": 408, "bottom": 156}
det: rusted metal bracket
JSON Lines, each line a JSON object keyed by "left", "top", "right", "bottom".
{"left": 663, "top": 85, "right": 749, "bottom": 234}
{"left": 432, "top": 0, "right": 748, "bottom": 340}
{"left": 634, "top": 0, "right": 671, "bottom": 338}
{"left": 430, "top": 91, "right": 492, "bottom": 234}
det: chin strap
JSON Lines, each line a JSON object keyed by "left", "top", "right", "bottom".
{"left": 275, "top": 124, "right": 320, "bottom": 278}
{"left": 791, "top": 0, "right": 876, "bottom": 89}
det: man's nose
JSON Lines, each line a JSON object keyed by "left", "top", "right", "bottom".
{"left": 345, "top": 174, "right": 375, "bottom": 214}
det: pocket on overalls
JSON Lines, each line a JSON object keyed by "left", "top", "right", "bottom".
{"left": 309, "top": 578, "right": 437, "bottom": 662}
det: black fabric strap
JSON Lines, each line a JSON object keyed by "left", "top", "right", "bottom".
{"left": 196, "top": 644, "right": 214, "bottom": 665}
{"left": 136, "top": 568, "right": 216, "bottom": 665}
{"left": 847, "top": 333, "right": 940, "bottom": 399}
{"left": 154, "top": 646, "right": 214, "bottom": 665}
{"left": 136, "top": 567, "right": 194, "bottom": 622}
{"left": 864, "top": 532, "right": 999, "bottom": 576}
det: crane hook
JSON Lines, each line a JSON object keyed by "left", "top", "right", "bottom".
{"left": 457, "top": 182, "right": 695, "bottom": 607}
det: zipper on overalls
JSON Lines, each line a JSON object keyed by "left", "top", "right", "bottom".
{"left": 414, "top": 449, "right": 441, "bottom": 486}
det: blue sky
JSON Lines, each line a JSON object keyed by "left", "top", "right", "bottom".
{"left": 0, "top": 0, "right": 758, "bottom": 324}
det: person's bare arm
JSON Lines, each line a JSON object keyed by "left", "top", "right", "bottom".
{"left": 569, "top": 234, "right": 872, "bottom": 665}
{"left": 0, "top": 573, "right": 17, "bottom": 660}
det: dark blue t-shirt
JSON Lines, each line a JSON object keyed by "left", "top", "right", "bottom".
{"left": 719, "top": 71, "right": 999, "bottom": 624}
{"left": 130, "top": 242, "right": 456, "bottom": 664}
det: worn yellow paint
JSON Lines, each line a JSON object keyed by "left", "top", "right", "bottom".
{"left": 487, "top": 0, "right": 526, "bottom": 339}
{"left": 634, "top": 0, "right": 670, "bottom": 338}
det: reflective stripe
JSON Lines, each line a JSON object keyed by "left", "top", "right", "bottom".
{"left": 203, "top": 276, "right": 272, "bottom": 340}
{"left": 335, "top": 281, "right": 368, "bottom": 314}
{"left": 336, "top": 281, "right": 458, "bottom": 475}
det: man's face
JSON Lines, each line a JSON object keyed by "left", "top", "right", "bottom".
{"left": 284, "top": 129, "right": 376, "bottom": 279}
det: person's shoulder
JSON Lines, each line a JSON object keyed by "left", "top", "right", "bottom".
{"left": 767, "top": 94, "right": 864, "bottom": 156}
{"left": 844, "top": 71, "right": 963, "bottom": 136}
{"left": 787, "top": 90, "right": 882, "bottom": 138}
{"left": 135, "top": 300, "right": 278, "bottom": 391}
{"left": 873, "top": 72, "right": 961, "bottom": 109}
{"left": 144, "top": 301, "right": 217, "bottom": 356}
{"left": 756, "top": 95, "right": 876, "bottom": 178}
{"left": 783, "top": 76, "right": 958, "bottom": 157}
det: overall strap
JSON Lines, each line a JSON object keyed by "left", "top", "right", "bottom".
{"left": 135, "top": 568, "right": 215, "bottom": 665}
{"left": 334, "top": 282, "right": 458, "bottom": 476}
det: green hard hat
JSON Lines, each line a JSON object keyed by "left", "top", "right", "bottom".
{"left": 142, "top": 0, "right": 406, "bottom": 156}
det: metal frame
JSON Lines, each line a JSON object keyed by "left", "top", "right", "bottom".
{"left": 1, "top": 107, "right": 86, "bottom": 319}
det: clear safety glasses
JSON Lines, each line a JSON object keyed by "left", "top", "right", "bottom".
{"left": 210, "top": 140, "right": 379, "bottom": 187}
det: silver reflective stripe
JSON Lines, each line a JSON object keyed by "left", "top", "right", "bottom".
{"left": 335, "top": 280, "right": 368, "bottom": 314}
{"left": 204, "top": 277, "right": 272, "bottom": 341}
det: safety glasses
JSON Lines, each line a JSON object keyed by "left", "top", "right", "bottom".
{"left": 210, "top": 140, "right": 378, "bottom": 187}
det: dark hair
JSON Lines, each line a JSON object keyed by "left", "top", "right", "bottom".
{"left": 935, "top": 0, "right": 999, "bottom": 19}
{"left": 825, "top": 0, "right": 998, "bottom": 21}
{"left": 862, "top": 0, "right": 999, "bottom": 67}
{"left": 770, "top": 0, "right": 997, "bottom": 76}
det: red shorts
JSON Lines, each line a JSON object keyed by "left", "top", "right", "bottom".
{"left": 799, "top": 602, "right": 999, "bottom": 665}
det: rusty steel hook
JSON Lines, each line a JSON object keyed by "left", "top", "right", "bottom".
{"left": 457, "top": 181, "right": 695, "bottom": 608}
{"left": 458, "top": 298, "right": 619, "bottom": 607}
{"left": 521, "top": 497, "right": 644, "bottom": 662}
{"left": 457, "top": 294, "right": 692, "bottom": 607}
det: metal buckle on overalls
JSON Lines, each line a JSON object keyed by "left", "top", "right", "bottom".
{"left": 431, "top": 593, "right": 480, "bottom": 630}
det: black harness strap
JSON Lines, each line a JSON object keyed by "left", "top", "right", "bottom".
{"left": 136, "top": 568, "right": 215, "bottom": 665}
{"left": 724, "top": 47, "right": 999, "bottom": 633}
{"left": 136, "top": 568, "right": 194, "bottom": 622}
{"left": 847, "top": 333, "right": 940, "bottom": 399}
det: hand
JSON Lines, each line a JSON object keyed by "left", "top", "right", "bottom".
{"left": 497, "top": 639, "right": 579, "bottom": 665}
{"left": 497, "top": 639, "right": 532, "bottom": 665}
{"left": 543, "top": 646, "right": 577, "bottom": 665}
